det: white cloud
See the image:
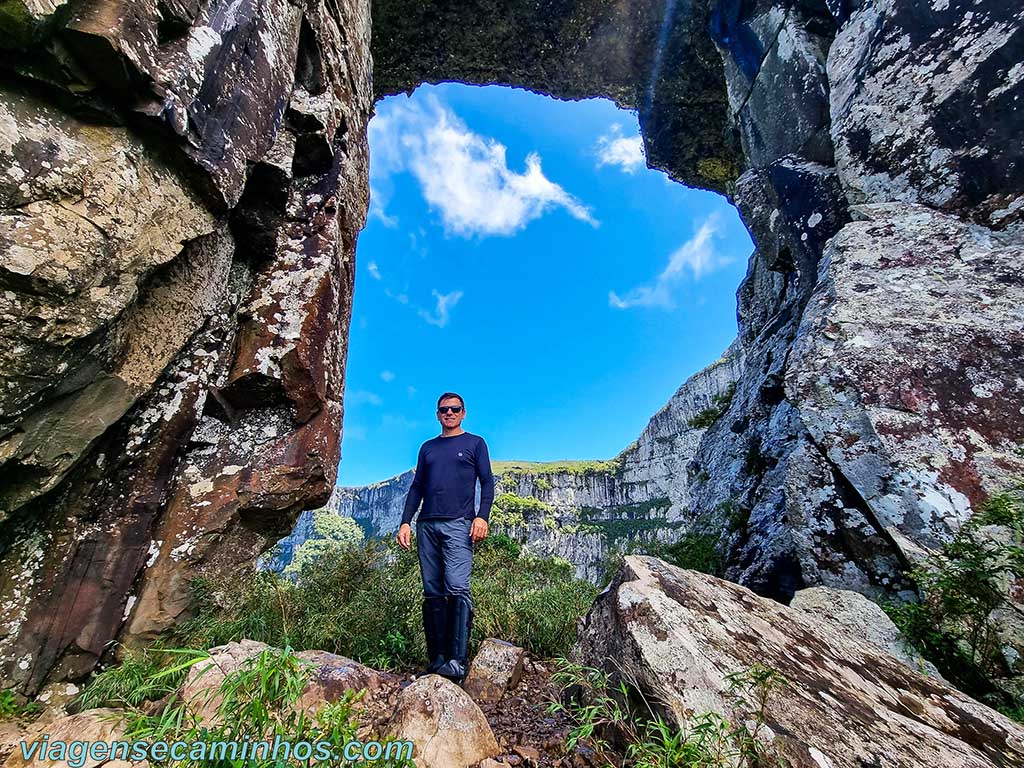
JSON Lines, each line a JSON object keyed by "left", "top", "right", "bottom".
{"left": 347, "top": 389, "right": 382, "bottom": 406}
{"left": 418, "top": 289, "right": 463, "bottom": 328}
{"left": 384, "top": 288, "right": 410, "bottom": 305}
{"left": 609, "top": 216, "right": 729, "bottom": 310}
{"left": 595, "top": 125, "right": 646, "bottom": 174}
{"left": 367, "top": 260, "right": 382, "bottom": 280}
{"left": 368, "top": 184, "right": 398, "bottom": 228}
{"left": 380, "top": 370, "right": 395, "bottom": 382}
{"left": 407, "top": 385, "right": 417, "bottom": 397}
{"left": 370, "top": 96, "right": 597, "bottom": 237}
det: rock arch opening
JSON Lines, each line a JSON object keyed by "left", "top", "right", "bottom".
{"left": 269, "top": 81, "right": 752, "bottom": 581}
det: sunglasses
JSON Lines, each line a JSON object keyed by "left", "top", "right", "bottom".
{"left": 437, "top": 405, "right": 464, "bottom": 414}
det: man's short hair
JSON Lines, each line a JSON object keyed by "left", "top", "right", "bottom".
{"left": 437, "top": 392, "right": 465, "bottom": 408}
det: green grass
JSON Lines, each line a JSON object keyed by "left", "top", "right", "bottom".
{"left": 165, "top": 534, "right": 595, "bottom": 671}
{"left": 548, "top": 659, "right": 789, "bottom": 768}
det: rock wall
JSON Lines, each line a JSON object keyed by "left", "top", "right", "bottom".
{"left": 0, "top": 0, "right": 372, "bottom": 693}
{"left": 1, "top": 0, "right": 1022, "bottom": 694}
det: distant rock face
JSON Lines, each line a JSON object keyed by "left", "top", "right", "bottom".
{"left": 576, "top": 556, "right": 1024, "bottom": 768}
{"left": 1, "top": 0, "right": 1022, "bottom": 697}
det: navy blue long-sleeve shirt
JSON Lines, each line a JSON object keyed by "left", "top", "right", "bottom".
{"left": 400, "top": 432, "right": 495, "bottom": 526}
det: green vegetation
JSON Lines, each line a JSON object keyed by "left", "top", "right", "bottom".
{"left": 742, "top": 439, "right": 768, "bottom": 478}
{"left": 0, "top": 689, "right": 41, "bottom": 721}
{"left": 594, "top": 527, "right": 725, "bottom": 588}
{"left": 493, "top": 458, "right": 624, "bottom": 477}
{"left": 151, "top": 534, "right": 594, "bottom": 672}
{"left": 118, "top": 645, "right": 411, "bottom": 767}
{"left": 579, "top": 497, "right": 672, "bottom": 521}
{"left": 883, "top": 480, "right": 1024, "bottom": 704}
{"left": 576, "top": 517, "right": 685, "bottom": 544}
{"left": 549, "top": 659, "right": 788, "bottom": 767}
{"left": 687, "top": 383, "right": 736, "bottom": 429}
{"left": 719, "top": 499, "right": 751, "bottom": 535}
{"left": 285, "top": 510, "right": 364, "bottom": 576}
{"left": 651, "top": 533, "right": 726, "bottom": 578}
{"left": 489, "top": 492, "right": 554, "bottom": 530}
{"left": 78, "top": 646, "right": 207, "bottom": 709}
{"left": 534, "top": 477, "right": 553, "bottom": 492}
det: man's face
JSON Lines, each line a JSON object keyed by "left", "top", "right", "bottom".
{"left": 437, "top": 397, "right": 466, "bottom": 430}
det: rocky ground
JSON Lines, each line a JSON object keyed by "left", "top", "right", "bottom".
{"left": 3, "top": 558, "right": 1023, "bottom": 767}
{"left": 0, "top": 645, "right": 602, "bottom": 768}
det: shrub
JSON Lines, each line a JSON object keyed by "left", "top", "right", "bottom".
{"left": 650, "top": 534, "right": 726, "bottom": 578}
{"left": 884, "top": 479, "right": 1024, "bottom": 702}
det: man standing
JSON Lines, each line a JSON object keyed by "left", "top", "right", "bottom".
{"left": 397, "top": 392, "right": 493, "bottom": 684}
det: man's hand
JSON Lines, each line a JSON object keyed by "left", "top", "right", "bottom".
{"left": 397, "top": 523, "right": 412, "bottom": 550}
{"left": 470, "top": 517, "right": 489, "bottom": 543}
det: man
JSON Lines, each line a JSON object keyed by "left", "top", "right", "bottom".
{"left": 397, "top": 392, "right": 494, "bottom": 684}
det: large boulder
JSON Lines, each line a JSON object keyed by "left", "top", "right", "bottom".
{"left": 790, "top": 586, "right": 942, "bottom": 679}
{"left": 575, "top": 556, "right": 1024, "bottom": 767}
{"left": 463, "top": 638, "right": 525, "bottom": 706}
{"left": 385, "top": 675, "right": 499, "bottom": 768}
{"left": 181, "top": 640, "right": 393, "bottom": 726}
{"left": 787, "top": 204, "right": 1024, "bottom": 576}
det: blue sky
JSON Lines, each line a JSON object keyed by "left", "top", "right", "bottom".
{"left": 337, "top": 83, "right": 752, "bottom": 487}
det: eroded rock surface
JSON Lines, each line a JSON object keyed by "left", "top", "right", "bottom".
{"left": 576, "top": 556, "right": 1024, "bottom": 767}
{"left": 385, "top": 675, "right": 500, "bottom": 768}
{"left": 0, "top": 0, "right": 371, "bottom": 694}
{"left": 790, "top": 585, "right": 942, "bottom": 678}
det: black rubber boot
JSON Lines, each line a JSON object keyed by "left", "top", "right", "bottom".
{"left": 436, "top": 594, "right": 474, "bottom": 685}
{"left": 417, "top": 596, "right": 449, "bottom": 677}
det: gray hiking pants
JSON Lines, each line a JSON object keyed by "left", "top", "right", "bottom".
{"left": 417, "top": 517, "right": 473, "bottom": 598}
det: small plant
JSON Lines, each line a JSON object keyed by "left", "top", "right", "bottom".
{"left": 884, "top": 479, "right": 1024, "bottom": 702}
{"left": 719, "top": 500, "right": 750, "bottom": 535}
{"left": 0, "top": 689, "right": 41, "bottom": 721}
{"left": 742, "top": 439, "right": 768, "bottom": 478}
{"left": 121, "top": 646, "right": 413, "bottom": 767}
{"left": 79, "top": 646, "right": 210, "bottom": 709}
{"left": 548, "top": 658, "right": 789, "bottom": 767}
{"left": 687, "top": 384, "right": 736, "bottom": 430}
